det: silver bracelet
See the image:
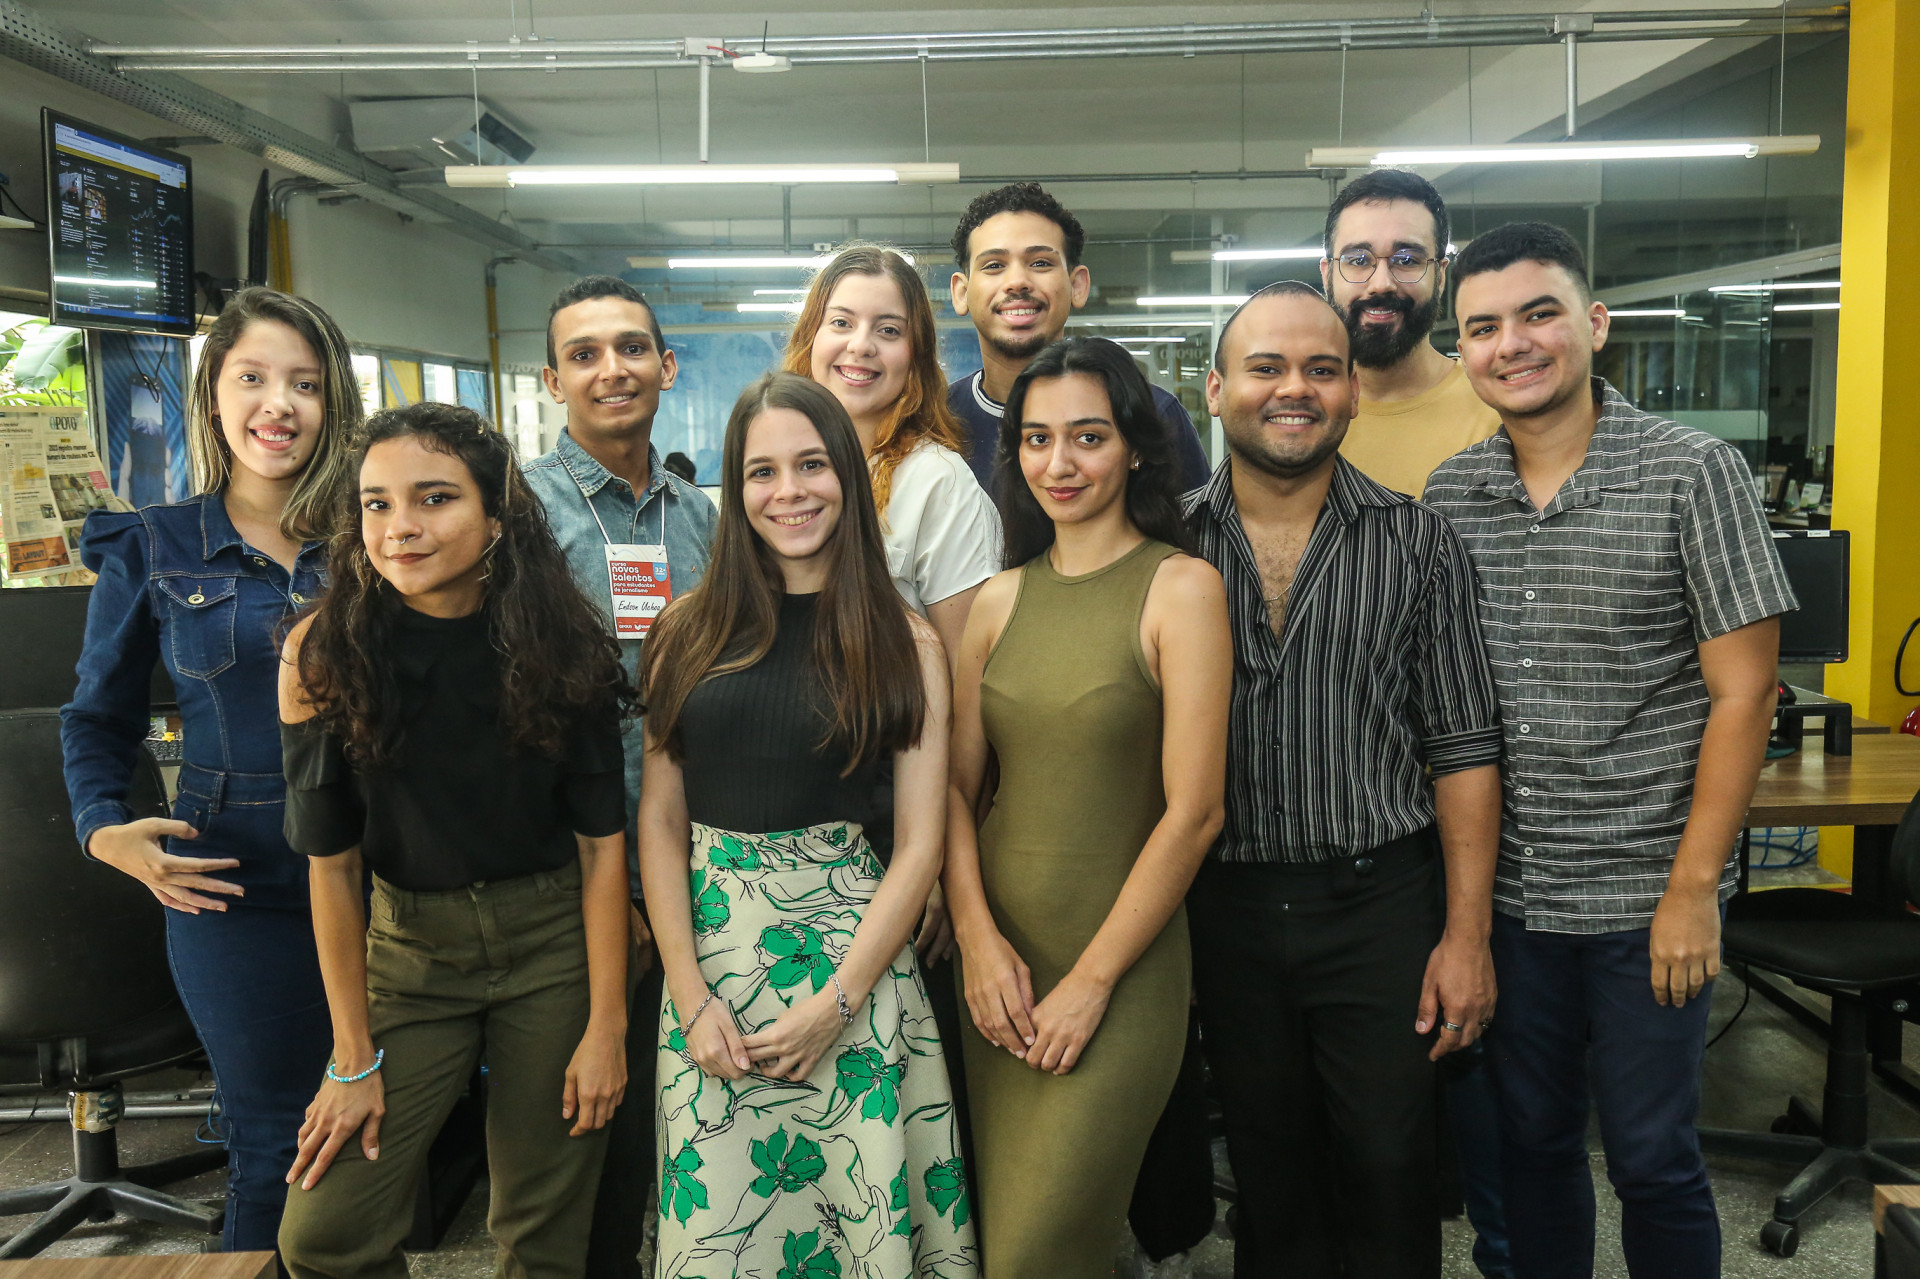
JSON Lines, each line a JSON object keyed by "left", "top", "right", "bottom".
{"left": 681, "top": 990, "right": 717, "bottom": 1032}
{"left": 831, "top": 973, "right": 855, "bottom": 1025}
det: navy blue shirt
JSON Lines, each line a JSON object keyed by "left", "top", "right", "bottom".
{"left": 947, "top": 368, "right": 1212, "bottom": 493}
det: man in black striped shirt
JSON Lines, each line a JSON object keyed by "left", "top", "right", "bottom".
{"left": 1183, "top": 281, "right": 1503, "bottom": 1278}
{"left": 1425, "top": 223, "right": 1792, "bottom": 1279}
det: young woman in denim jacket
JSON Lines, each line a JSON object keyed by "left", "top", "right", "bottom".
{"left": 61, "top": 288, "right": 360, "bottom": 1254}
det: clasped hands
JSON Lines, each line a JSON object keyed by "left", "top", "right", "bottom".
{"left": 959, "top": 928, "right": 1110, "bottom": 1076}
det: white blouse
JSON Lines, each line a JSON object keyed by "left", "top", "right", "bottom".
{"left": 877, "top": 441, "right": 1002, "bottom": 614}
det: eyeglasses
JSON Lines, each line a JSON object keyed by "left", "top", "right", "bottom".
{"left": 1336, "top": 250, "right": 1444, "bottom": 285}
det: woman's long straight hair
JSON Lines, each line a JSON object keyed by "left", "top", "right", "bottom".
{"left": 997, "top": 336, "right": 1195, "bottom": 568}
{"left": 640, "top": 372, "right": 926, "bottom": 774}
{"left": 186, "top": 287, "right": 360, "bottom": 541}
{"left": 780, "top": 243, "right": 968, "bottom": 517}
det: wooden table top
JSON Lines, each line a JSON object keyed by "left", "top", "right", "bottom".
{"left": 1749, "top": 732, "right": 1920, "bottom": 828}
{"left": 0, "top": 1255, "right": 274, "bottom": 1279}
{"left": 1876, "top": 1183, "right": 1920, "bottom": 1232}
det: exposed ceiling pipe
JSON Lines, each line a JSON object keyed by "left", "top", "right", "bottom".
{"left": 88, "top": 7, "right": 1849, "bottom": 73}
{"left": 0, "top": 0, "right": 578, "bottom": 272}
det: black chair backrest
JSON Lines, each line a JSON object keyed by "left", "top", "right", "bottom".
{"left": 0, "top": 585, "right": 176, "bottom": 712}
{"left": 1891, "top": 786, "right": 1920, "bottom": 913}
{"left": 0, "top": 709, "right": 202, "bottom": 1089}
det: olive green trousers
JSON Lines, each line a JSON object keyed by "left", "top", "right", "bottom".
{"left": 280, "top": 863, "right": 609, "bottom": 1279}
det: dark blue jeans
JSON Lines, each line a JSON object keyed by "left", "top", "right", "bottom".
{"left": 1445, "top": 1039, "right": 1513, "bottom": 1278}
{"left": 1486, "top": 913, "right": 1719, "bottom": 1279}
{"left": 165, "top": 902, "right": 331, "bottom": 1253}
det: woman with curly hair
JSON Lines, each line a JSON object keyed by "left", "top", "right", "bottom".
{"left": 274, "top": 402, "right": 634, "bottom": 1279}
{"left": 637, "top": 372, "right": 976, "bottom": 1278}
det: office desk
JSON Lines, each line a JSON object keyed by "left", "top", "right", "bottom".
{"left": 1744, "top": 732, "right": 1920, "bottom": 1103}
{"left": 0, "top": 1255, "right": 274, "bottom": 1279}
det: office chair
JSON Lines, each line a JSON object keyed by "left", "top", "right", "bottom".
{"left": 0, "top": 709, "right": 225, "bottom": 1257}
{"left": 1697, "top": 789, "right": 1920, "bottom": 1257}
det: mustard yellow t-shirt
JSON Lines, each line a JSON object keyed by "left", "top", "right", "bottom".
{"left": 1340, "top": 359, "right": 1502, "bottom": 498}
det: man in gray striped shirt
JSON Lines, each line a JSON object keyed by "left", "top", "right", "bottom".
{"left": 1424, "top": 222, "right": 1795, "bottom": 1279}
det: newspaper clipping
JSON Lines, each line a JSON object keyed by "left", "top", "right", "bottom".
{"left": 0, "top": 406, "right": 129, "bottom": 582}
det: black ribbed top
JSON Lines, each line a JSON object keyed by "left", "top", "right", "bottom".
{"left": 281, "top": 604, "right": 626, "bottom": 891}
{"left": 677, "top": 592, "right": 880, "bottom": 835}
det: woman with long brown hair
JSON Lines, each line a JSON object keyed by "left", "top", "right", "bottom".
{"left": 782, "top": 243, "right": 999, "bottom": 666}
{"left": 274, "top": 402, "right": 633, "bottom": 1279}
{"left": 638, "top": 371, "right": 976, "bottom": 1278}
{"left": 61, "top": 287, "right": 358, "bottom": 1256}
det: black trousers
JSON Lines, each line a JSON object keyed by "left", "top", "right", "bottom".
{"left": 1190, "top": 839, "right": 1444, "bottom": 1279}
{"left": 584, "top": 960, "right": 666, "bottom": 1279}
{"left": 1128, "top": 1003, "right": 1218, "bottom": 1260}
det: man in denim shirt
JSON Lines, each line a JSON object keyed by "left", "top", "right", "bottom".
{"left": 520, "top": 276, "right": 716, "bottom": 1279}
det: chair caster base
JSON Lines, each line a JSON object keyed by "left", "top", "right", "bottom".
{"left": 1760, "top": 1218, "right": 1799, "bottom": 1256}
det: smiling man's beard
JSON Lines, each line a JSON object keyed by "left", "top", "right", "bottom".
{"left": 1222, "top": 402, "right": 1349, "bottom": 480}
{"left": 1340, "top": 290, "right": 1440, "bottom": 369}
{"left": 982, "top": 295, "right": 1059, "bottom": 365}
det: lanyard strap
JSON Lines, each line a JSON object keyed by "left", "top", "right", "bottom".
{"left": 570, "top": 466, "right": 667, "bottom": 548}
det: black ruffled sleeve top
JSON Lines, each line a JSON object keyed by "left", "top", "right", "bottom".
{"left": 281, "top": 605, "right": 626, "bottom": 891}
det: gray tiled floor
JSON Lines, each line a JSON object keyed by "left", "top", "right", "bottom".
{"left": 4, "top": 875, "right": 1903, "bottom": 1277}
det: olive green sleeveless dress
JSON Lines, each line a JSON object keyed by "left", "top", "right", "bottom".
{"left": 959, "top": 538, "right": 1190, "bottom": 1278}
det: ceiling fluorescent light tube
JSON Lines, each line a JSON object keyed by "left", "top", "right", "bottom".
{"left": 738, "top": 301, "right": 805, "bottom": 312}
{"left": 1709, "top": 280, "right": 1842, "bottom": 293}
{"left": 1213, "top": 247, "right": 1324, "bottom": 262}
{"left": 1307, "top": 136, "right": 1820, "bottom": 168}
{"left": 1136, "top": 295, "right": 1251, "bottom": 307}
{"left": 1606, "top": 308, "right": 1687, "bottom": 318}
{"left": 669, "top": 251, "right": 914, "bottom": 269}
{"left": 447, "top": 162, "right": 959, "bottom": 188}
{"left": 1773, "top": 301, "right": 1841, "bottom": 312}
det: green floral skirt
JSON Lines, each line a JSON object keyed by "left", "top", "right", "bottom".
{"left": 655, "top": 821, "right": 979, "bottom": 1279}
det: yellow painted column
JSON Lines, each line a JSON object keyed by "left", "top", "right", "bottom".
{"left": 1821, "top": 0, "right": 1920, "bottom": 879}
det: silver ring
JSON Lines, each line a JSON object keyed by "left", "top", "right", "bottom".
{"left": 1441, "top": 1021, "right": 1466, "bottom": 1033}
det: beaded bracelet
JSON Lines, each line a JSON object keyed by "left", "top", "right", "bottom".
{"left": 325, "top": 1049, "right": 384, "bottom": 1084}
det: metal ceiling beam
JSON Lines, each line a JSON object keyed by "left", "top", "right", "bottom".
{"left": 89, "top": 6, "right": 1849, "bottom": 73}
{"left": 0, "top": 0, "right": 578, "bottom": 272}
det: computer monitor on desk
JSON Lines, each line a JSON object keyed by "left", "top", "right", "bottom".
{"left": 1771, "top": 529, "right": 1851, "bottom": 755}
{"left": 0, "top": 585, "right": 177, "bottom": 712}
{"left": 1774, "top": 529, "right": 1849, "bottom": 664}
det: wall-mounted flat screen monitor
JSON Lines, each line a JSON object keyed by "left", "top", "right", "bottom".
{"left": 1773, "top": 529, "right": 1848, "bottom": 665}
{"left": 43, "top": 109, "right": 196, "bottom": 336}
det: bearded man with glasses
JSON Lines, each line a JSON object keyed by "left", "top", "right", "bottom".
{"left": 1322, "top": 170, "right": 1501, "bottom": 499}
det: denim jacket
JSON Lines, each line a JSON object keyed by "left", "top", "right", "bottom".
{"left": 523, "top": 430, "right": 719, "bottom": 861}
{"left": 61, "top": 494, "right": 327, "bottom": 907}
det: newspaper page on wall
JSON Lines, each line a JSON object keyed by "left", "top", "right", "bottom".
{"left": 0, "top": 406, "right": 131, "bottom": 583}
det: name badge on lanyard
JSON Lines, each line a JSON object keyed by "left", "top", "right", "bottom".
{"left": 605, "top": 543, "right": 671, "bottom": 638}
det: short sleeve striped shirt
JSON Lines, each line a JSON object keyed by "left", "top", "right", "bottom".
{"left": 1423, "top": 379, "right": 1797, "bottom": 934}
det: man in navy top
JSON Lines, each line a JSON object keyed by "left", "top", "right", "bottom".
{"left": 948, "top": 182, "right": 1212, "bottom": 494}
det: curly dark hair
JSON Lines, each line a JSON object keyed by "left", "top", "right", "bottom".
{"left": 295, "top": 401, "right": 637, "bottom": 765}
{"left": 997, "top": 337, "right": 1195, "bottom": 568}
{"left": 950, "top": 182, "right": 1086, "bottom": 271}
{"left": 1452, "top": 220, "right": 1591, "bottom": 301}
